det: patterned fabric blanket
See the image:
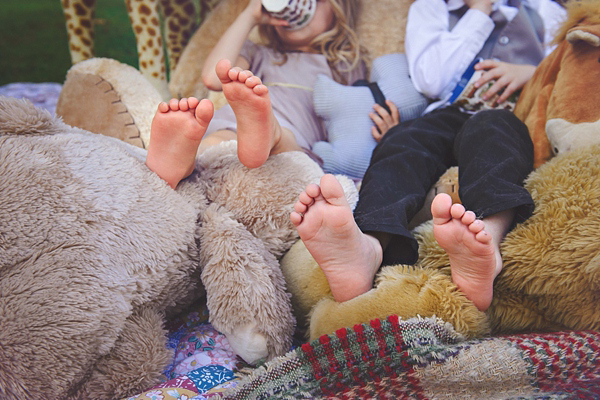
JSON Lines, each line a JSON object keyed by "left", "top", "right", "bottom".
{"left": 217, "top": 316, "right": 600, "bottom": 399}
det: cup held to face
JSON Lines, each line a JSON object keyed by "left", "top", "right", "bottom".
{"left": 262, "top": 0, "right": 317, "bottom": 30}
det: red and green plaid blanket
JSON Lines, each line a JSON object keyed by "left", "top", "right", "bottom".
{"left": 219, "top": 315, "right": 600, "bottom": 399}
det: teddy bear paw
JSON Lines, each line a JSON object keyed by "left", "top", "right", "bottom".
{"left": 223, "top": 322, "right": 269, "bottom": 365}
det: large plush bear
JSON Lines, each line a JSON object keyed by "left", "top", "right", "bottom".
{"left": 0, "top": 95, "right": 361, "bottom": 398}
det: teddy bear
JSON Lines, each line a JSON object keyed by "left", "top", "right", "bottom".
{"left": 0, "top": 93, "right": 363, "bottom": 399}
{"left": 278, "top": 0, "right": 600, "bottom": 341}
{"left": 514, "top": 0, "right": 600, "bottom": 166}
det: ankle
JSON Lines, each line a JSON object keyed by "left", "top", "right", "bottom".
{"left": 270, "top": 126, "right": 301, "bottom": 155}
{"left": 364, "top": 233, "right": 383, "bottom": 271}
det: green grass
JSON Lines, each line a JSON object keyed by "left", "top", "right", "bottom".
{"left": 0, "top": 0, "right": 138, "bottom": 86}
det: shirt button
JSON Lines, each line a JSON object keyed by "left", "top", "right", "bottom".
{"left": 499, "top": 36, "right": 510, "bottom": 45}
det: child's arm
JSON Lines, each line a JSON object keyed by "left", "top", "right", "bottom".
{"left": 473, "top": 60, "right": 536, "bottom": 105}
{"left": 201, "top": 0, "right": 287, "bottom": 91}
{"left": 406, "top": 0, "right": 494, "bottom": 100}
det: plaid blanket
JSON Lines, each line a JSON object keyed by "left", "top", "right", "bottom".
{"left": 219, "top": 316, "right": 600, "bottom": 399}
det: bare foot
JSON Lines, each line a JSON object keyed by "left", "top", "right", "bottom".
{"left": 290, "top": 174, "right": 382, "bottom": 302}
{"left": 431, "top": 193, "right": 499, "bottom": 311}
{"left": 146, "top": 97, "right": 214, "bottom": 189}
{"left": 215, "top": 59, "right": 283, "bottom": 168}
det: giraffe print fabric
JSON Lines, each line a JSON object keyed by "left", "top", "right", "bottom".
{"left": 61, "top": 0, "right": 221, "bottom": 98}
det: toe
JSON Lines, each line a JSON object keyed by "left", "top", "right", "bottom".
{"left": 157, "top": 102, "right": 169, "bottom": 113}
{"left": 294, "top": 201, "right": 308, "bottom": 213}
{"left": 319, "top": 174, "right": 347, "bottom": 205}
{"left": 475, "top": 230, "right": 492, "bottom": 244}
{"left": 450, "top": 203, "right": 466, "bottom": 219}
{"left": 194, "top": 99, "right": 214, "bottom": 127}
{"left": 169, "top": 98, "right": 179, "bottom": 111}
{"left": 469, "top": 219, "right": 485, "bottom": 234}
{"left": 188, "top": 97, "right": 199, "bottom": 108}
{"left": 305, "top": 183, "right": 321, "bottom": 199}
{"left": 253, "top": 84, "right": 269, "bottom": 96}
{"left": 461, "top": 210, "right": 476, "bottom": 225}
{"left": 179, "top": 98, "right": 189, "bottom": 111}
{"left": 431, "top": 193, "right": 453, "bottom": 222}
{"left": 238, "top": 70, "right": 253, "bottom": 82}
{"left": 245, "top": 76, "right": 261, "bottom": 89}
{"left": 299, "top": 190, "right": 316, "bottom": 206}
{"left": 290, "top": 211, "right": 303, "bottom": 226}
{"left": 216, "top": 59, "right": 233, "bottom": 83}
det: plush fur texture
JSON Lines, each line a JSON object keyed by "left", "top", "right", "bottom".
{"left": 0, "top": 95, "right": 331, "bottom": 398}
{"left": 514, "top": 0, "right": 600, "bottom": 167}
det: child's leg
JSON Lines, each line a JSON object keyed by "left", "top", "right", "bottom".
{"left": 146, "top": 97, "right": 214, "bottom": 189}
{"left": 431, "top": 193, "right": 513, "bottom": 311}
{"left": 215, "top": 59, "right": 301, "bottom": 169}
{"left": 290, "top": 174, "right": 383, "bottom": 302}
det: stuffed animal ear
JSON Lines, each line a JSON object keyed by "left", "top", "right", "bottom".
{"left": 566, "top": 22, "right": 600, "bottom": 46}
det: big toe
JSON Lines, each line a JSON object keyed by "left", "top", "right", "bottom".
{"left": 319, "top": 174, "right": 347, "bottom": 206}
{"left": 216, "top": 59, "right": 233, "bottom": 83}
{"left": 195, "top": 98, "right": 214, "bottom": 127}
{"left": 431, "top": 193, "right": 453, "bottom": 223}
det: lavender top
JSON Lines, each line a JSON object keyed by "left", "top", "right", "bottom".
{"left": 206, "top": 40, "right": 365, "bottom": 150}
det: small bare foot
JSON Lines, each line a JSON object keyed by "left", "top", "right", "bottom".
{"left": 431, "top": 193, "right": 499, "bottom": 311}
{"left": 215, "top": 59, "right": 282, "bottom": 168}
{"left": 146, "top": 97, "right": 214, "bottom": 189}
{"left": 290, "top": 174, "right": 382, "bottom": 302}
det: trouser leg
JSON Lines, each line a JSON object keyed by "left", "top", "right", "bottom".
{"left": 454, "top": 109, "right": 534, "bottom": 224}
{"left": 354, "top": 107, "right": 470, "bottom": 266}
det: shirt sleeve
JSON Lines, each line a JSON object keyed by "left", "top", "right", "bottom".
{"left": 405, "top": 0, "right": 494, "bottom": 100}
{"left": 533, "top": 0, "right": 568, "bottom": 56}
{"left": 238, "top": 40, "right": 260, "bottom": 66}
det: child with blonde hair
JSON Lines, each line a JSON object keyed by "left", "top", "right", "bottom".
{"left": 146, "top": 0, "right": 367, "bottom": 188}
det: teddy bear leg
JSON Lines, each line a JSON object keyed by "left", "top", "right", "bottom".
{"left": 222, "top": 322, "right": 269, "bottom": 365}
{"left": 308, "top": 264, "right": 489, "bottom": 341}
{"left": 199, "top": 203, "right": 296, "bottom": 365}
{"left": 56, "top": 71, "right": 145, "bottom": 148}
{"left": 56, "top": 58, "right": 163, "bottom": 148}
{"left": 71, "top": 306, "right": 173, "bottom": 400}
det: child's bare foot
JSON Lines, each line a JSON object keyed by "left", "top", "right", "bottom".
{"left": 431, "top": 193, "right": 499, "bottom": 311}
{"left": 215, "top": 59, "right": 283, "bottom": 168}
{"left": 290, "top": 174, "right": 382, "bottom": 302}
{"left": 146, "top": 97, "right": 214, "bottom": 189}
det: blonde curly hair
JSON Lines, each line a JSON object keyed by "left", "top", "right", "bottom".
{"left": 258, "top": 0, "right": 365, "bottom": 84}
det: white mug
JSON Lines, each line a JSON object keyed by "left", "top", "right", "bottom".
{"left": 262, "top": 0, "right": 317, "bottom": 30}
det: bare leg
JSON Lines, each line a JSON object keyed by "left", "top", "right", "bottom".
{"left": 146, "top": 97, "right": 214, "bottom": 189}
{"left": 215, "top": 59, "right": 302, "bottom": 168}
{"left": 290, "top": 174, "right": 382, "bottom": 302}
{"left": 431, "top": 193, "right": 513, "bottom": 311}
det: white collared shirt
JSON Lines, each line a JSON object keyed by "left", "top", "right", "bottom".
{"left": 406, "top": 0, "right": 567, "bottom": 112}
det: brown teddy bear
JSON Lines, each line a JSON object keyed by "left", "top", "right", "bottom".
{"left": 514, "top": 0, "right": 600, "bottom": 166}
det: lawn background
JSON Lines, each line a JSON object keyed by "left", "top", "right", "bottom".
{"left": 1, "top": 0, "right": 138, "bottom": 86}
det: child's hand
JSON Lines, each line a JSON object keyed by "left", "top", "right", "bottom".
{"left": 474, "top": 60, "right": 536, "bottom": 105}
{"left": 246, "top": 0, "right": 289, "bottom": 26}
{"left": 370, "top": 100, "right": 399, "bottom": 142}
